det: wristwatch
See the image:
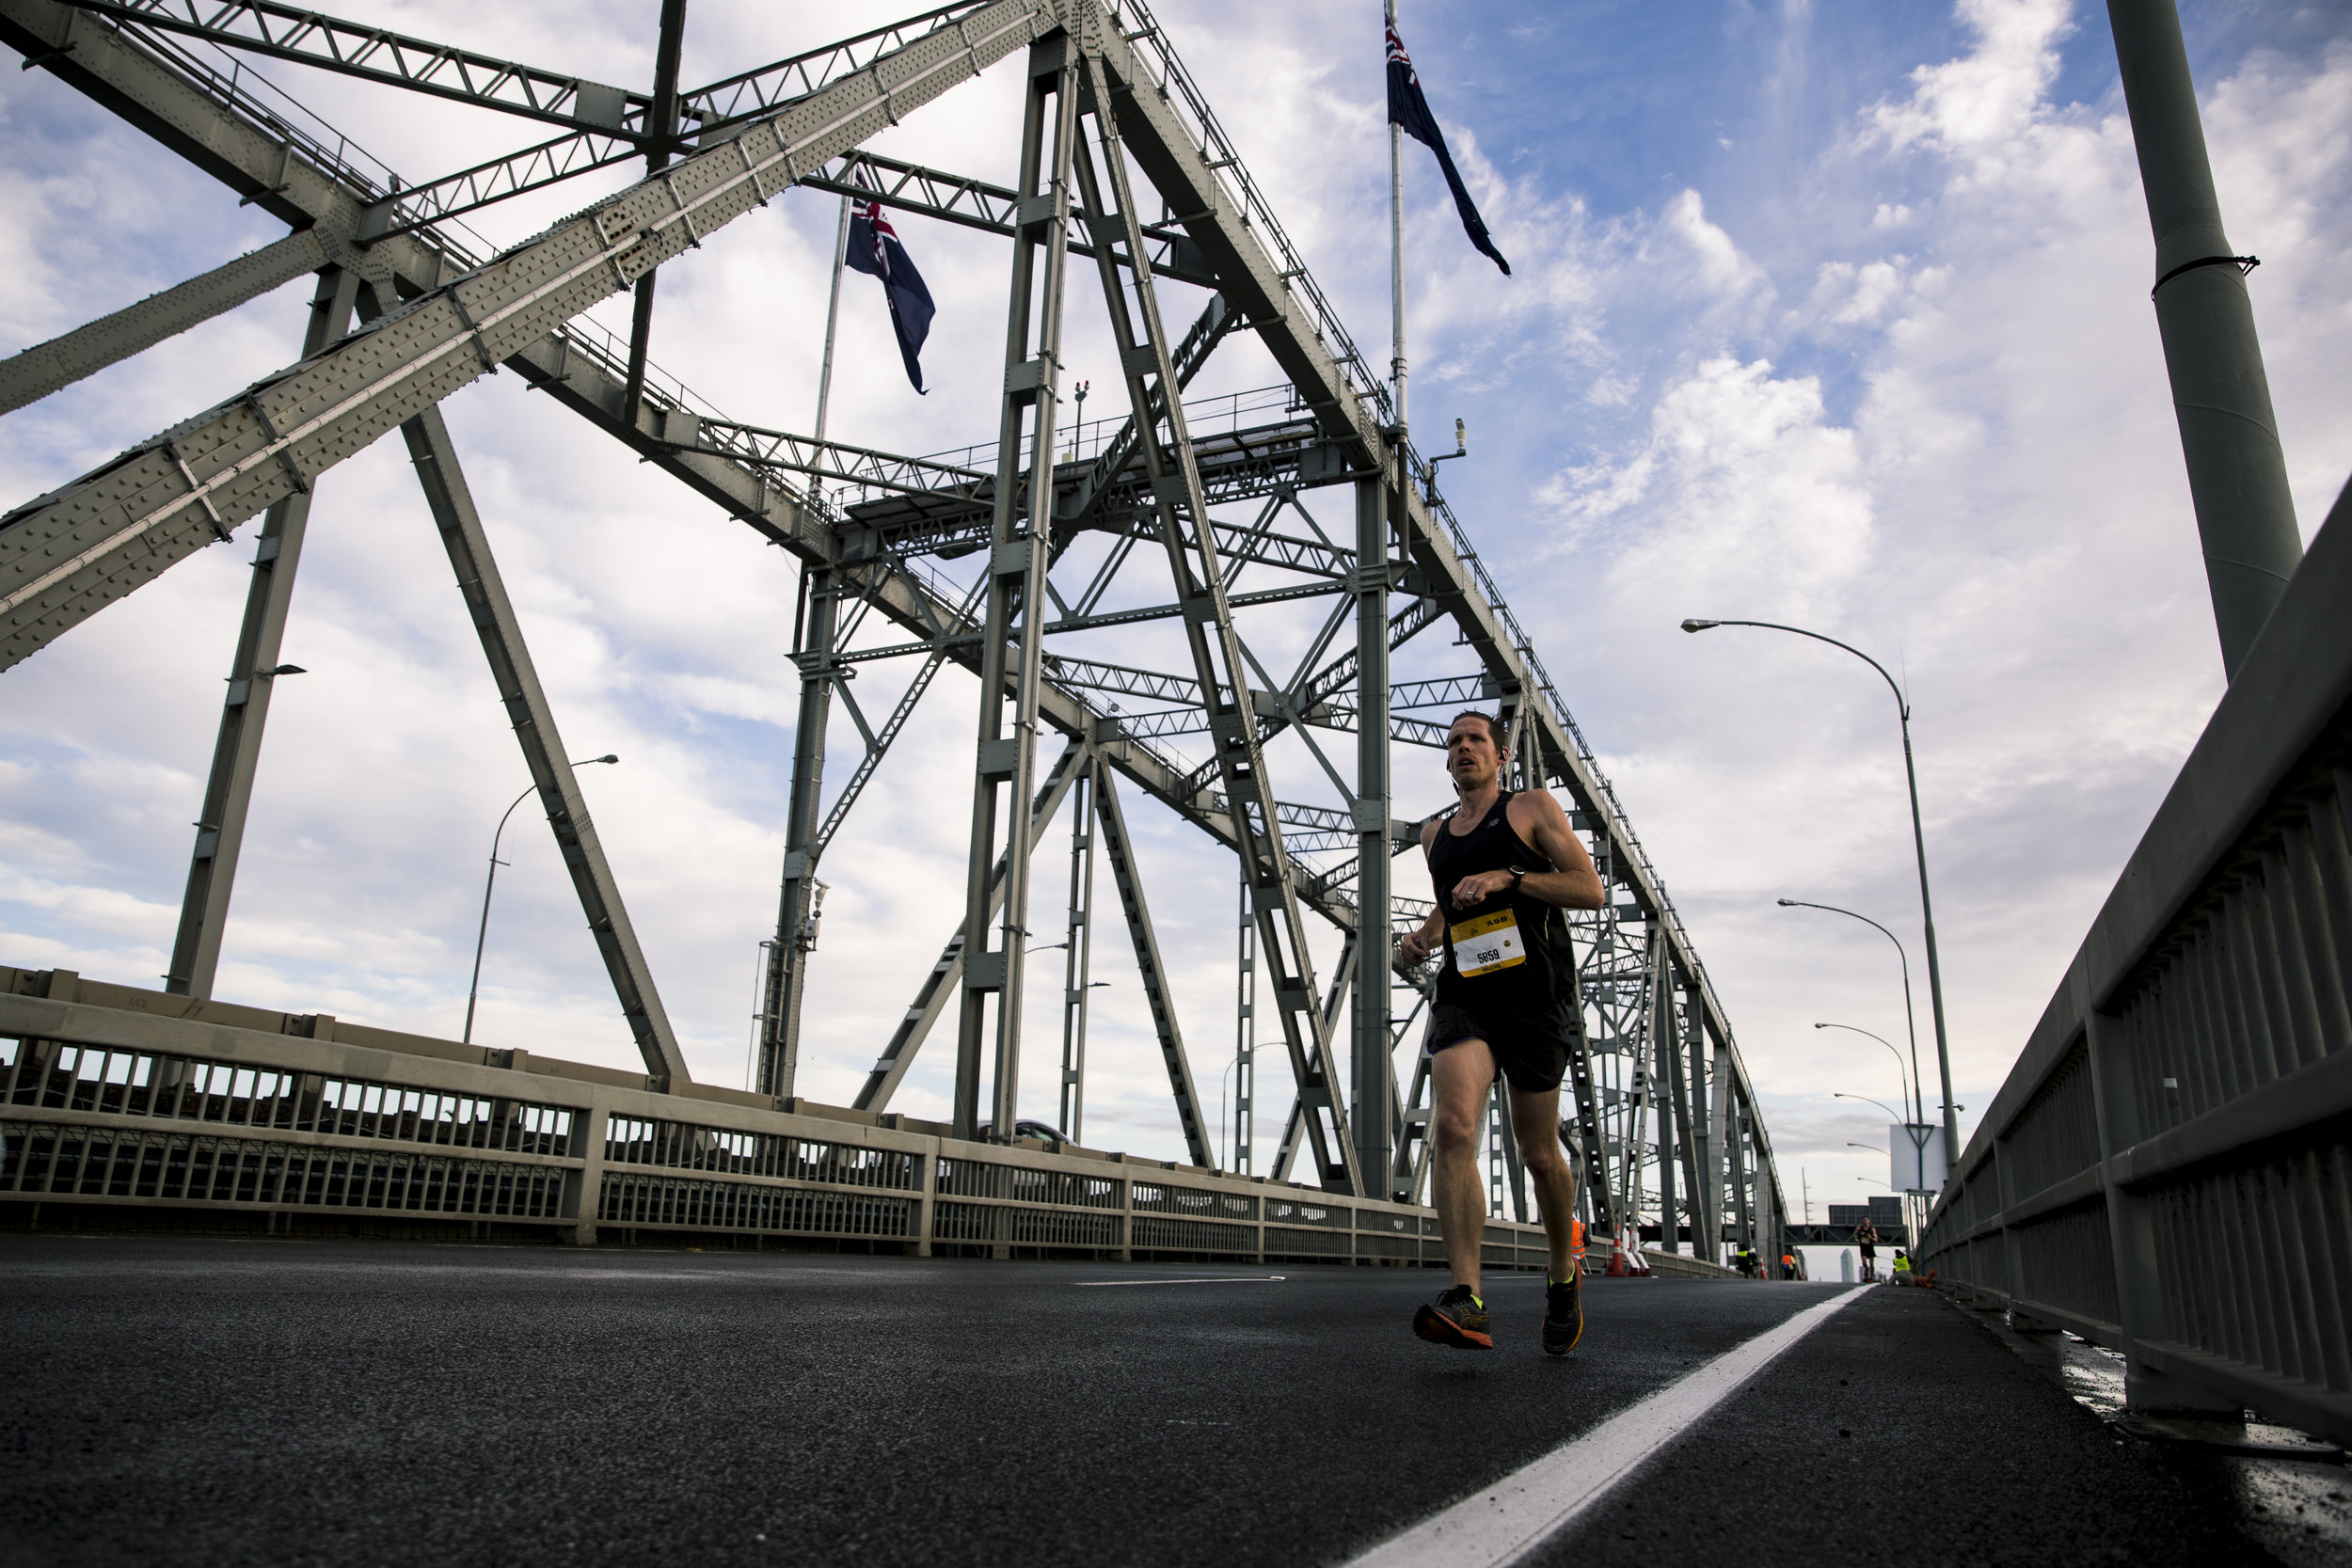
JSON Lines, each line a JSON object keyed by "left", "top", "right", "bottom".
{"left": 1508, "top": 866, "right": 1526, "bottom": 894}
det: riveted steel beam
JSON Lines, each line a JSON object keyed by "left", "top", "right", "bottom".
{"left": 0, "top": 230, "right": 329, "bottom": 415}
{"left": 0, "top": 0, "right": 1053, "bottom": 671}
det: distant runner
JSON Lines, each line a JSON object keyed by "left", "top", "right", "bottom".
{"left": 1855, "top": 1215, "right": 1881, "bottom": 1283}
{"left": 1398, "top": 711, "right": 1605, "bottom": 1354}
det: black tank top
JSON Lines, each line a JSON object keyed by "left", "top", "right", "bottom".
{"left": 1427, "top": 791, "right": 1568, "bottom": 1010}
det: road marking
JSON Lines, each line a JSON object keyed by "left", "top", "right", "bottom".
{"left": 1342, "top": 1287, "right": 1869, "bottom": 1568}
{"left": 1076, "top": 1275, "right": 1289, "bottom": 1287}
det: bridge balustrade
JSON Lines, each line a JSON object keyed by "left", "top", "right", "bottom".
{"left": 1, "top": 967, "right": 1732, "bottom": 1272}
{"left": 1921, "top": 483, "right": 2352, "bottom": 1448}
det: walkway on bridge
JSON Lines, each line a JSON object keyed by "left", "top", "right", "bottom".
{"left": 4, "top": 1236, "right": 2339, "bottom": 1565}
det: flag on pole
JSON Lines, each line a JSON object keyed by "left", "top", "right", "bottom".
{"left": 1386, "top": 24, "right": 1510, "bottom": 276}
{"left": 846, "top": 176, "right": 937, "bottom": 392}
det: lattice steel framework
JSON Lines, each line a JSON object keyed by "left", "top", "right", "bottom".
{"left": 0, "top": 0, "right": 1783, "bottom": 1256}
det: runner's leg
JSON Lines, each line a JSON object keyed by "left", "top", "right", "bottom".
{"left": 1429, "top": 1037, "right": 1500, "bottom": 1295}
{"left": 1507, "top": 1084, "right": 1579, "bottom": 1280}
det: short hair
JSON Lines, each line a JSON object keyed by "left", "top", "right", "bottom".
{"left": 1445, "top": 710, "right": 1504, "bottom": 746}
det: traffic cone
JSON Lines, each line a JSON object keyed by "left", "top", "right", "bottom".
{"left": 1606, "top": 1234, "right": 1629, "bottom": 1276}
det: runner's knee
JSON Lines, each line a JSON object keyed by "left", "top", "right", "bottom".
{"left": 1431, "top": 1103, "right": 1482, "bottom": 1156}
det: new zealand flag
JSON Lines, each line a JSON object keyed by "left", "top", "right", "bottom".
{"left": 1387, "top": 24, "right": 1510, "bottom": 276}
{"left": 847, "top": 179, "right": 937, "bottom": 392}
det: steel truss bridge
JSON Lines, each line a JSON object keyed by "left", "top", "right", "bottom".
{"left": 0, "top": 0, "right": 1788, "bottom": 1266}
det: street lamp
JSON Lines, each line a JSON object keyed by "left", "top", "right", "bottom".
{"left": 1815, "top": 1022, "right": 1916, "bottom": 1127}
{"left": 1782, "top": 899, "right": 1926, "bottom": 1137}
{"left": 463, "top": 754, "right": 619, "bottom": 1044}
{"left": 1685, "top": 617, "right": 1959, "bottom": 1165}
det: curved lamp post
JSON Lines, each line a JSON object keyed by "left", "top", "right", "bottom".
{"left": 1683, "top": 613, "right": 1958, "bottom": 1164}
{"left": 463, "top": 754, "right": 619, "bottom": 1044}
{"left": 1783, "top": 898, "right": 1925, "bottom": 1130}
{"left": 1818, "top": 1022, "right": 1916, "bottom": 1124}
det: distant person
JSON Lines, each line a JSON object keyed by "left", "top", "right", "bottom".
{"left": 1782, "top": 1252, "right": 1798, "bottom": 1280}
{"left": 1854, "top": 1216, "right": 1880, "bottom": 1282}
{"left": 1893, "top": 1249, "right": 1914, "bottom": 1285}
{"left": 1398, "top": 711, "right": 1605, "bottom": 1355}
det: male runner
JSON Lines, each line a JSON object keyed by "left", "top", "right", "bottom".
{"left": 1854, "top": 1215, "right": 1880, "bottom": 1283}
{"left": 1398, "top": 711, "right": 1604, "bottom": 1354}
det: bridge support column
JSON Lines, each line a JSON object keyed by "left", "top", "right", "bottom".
{"left": 1074, "top": 46, "right": 1359, "bottom": 1194}
{"left": 1654, "top": 966, "right": 1683, "bottom": 1254}
{"left": 758, "top": 564, "right": 838, "bottom": 1098}
{"left": 955, "top": 35, "right": 1079, "bottom": 1143}
{"left": 1351, "top": 467, "right": 1394, "bottom": 1195}
{"left": 165, "top": 264, "right": 359, "bottom": 1000}
{"left": 564, "top": 1104, "right": 607, "bottom": 1246}
{"left": 1055, "top": 760, "right": 1098, "bottom": 1143}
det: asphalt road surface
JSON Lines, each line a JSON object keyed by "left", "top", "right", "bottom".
{"left": 0, "top": 1237, "right": 2312, "bottom": 1566}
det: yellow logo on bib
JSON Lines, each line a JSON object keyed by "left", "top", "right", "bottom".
{"left": 1449, "top": 910, "right": 1526, "bottom": 978}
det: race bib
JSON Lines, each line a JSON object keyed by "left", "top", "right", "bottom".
{"left": 1449, "top": 910, "right": 1526, "bottom": 978}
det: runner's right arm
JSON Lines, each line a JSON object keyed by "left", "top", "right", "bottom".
{"left": 1397, "top": 819, "right": 1447, "bottom": 965}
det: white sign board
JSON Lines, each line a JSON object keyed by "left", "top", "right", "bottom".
{"left": 1891, "top": 1122, "right": 1948, "bottom": 1193}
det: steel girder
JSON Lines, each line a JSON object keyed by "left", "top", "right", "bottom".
{"left": 0, "top": 0, "right": 1055, "bottom": 668}
{"left": 399, "top": 397, "right": 690, "bottom": 1085}
{"left": 0, "top": 230, "right": 332, "bottom": 416}
{"left": 2, "top": 0, "right": 1782, "bottom": 1227}
{"left": 61, "top": 0, "right": 657, "bottom": 137}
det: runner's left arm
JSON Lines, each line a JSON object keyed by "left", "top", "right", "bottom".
{"left": 1508, "top": 792, "right": 1605, "bottom": 910}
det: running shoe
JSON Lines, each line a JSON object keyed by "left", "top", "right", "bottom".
{"left": 1413, "top": 1284, "right": 1492, "bottom": 1350}
{"left": 1541, "top": 1266, "right": 1583, "bottom": 1356}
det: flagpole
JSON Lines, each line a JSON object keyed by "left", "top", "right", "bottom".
{"left": 811, "top": 191, "right": 852, "bottom": 505}
{"left": 1386, "top": 0, "right": 1407, "bottom": 435}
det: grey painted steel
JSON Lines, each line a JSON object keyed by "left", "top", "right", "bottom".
{"left": 2, "top": 0, "right": 1784, "bottom": 1234}
{"left": 1920, "top": 475, "right": 2352, "bottom": 1446}
{"left": 1090, "top": 759, "right": 1212, "bottom": 1169}
{"left": 1054, "top": 761, "right": 1097, "bottom": 1143}
{"left": 0, "top": 228, "right": 328, "bottom": 415}
{"left": 61, "top": 0, "right": 653, "bottom": 136}
{"left": 1351, "top": 470, "right": 1394, "bottom": 1194}
{"left": 357, "top": 9, "right": 1003, "bottom": 239}
{"left": 2109, "top": 0, "right": 2302, "bottom": 680}
{"left": 1079, "top": 45, "right": 1360, "bottom": 1196}
{"left": 956, "top": 34, "right": 1079, "bottom": 1144}
{"left": 162, "top": 264, "right": 358, "bottom": 1001}
{"left": 399, "top": 402, "right": 689, "bottom": 1087}
{"left": 0, "top": 0, "right": 1052, "bottom": 667}
{"left": 757, "top": 566, "right": 838, "bottom": 1098}
{"left": 855, "top": 742, "right": 1092, "bottom": 1117}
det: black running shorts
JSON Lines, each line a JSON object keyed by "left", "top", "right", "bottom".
{"left": 1426, "top": 1001, "right": 1571, "bottom": 1094}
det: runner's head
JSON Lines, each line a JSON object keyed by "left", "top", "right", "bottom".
{"left": 1445, "top": 711, "right": 1504, "bottom": 794}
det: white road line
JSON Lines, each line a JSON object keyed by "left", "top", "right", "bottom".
{"left": 1075, "top": 1275, "right": 1289, "bottom": 1287}
{"left": 1343, "top": 1287, "right": 1869, "bottom": 1568}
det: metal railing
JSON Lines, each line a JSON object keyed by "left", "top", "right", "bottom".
{"left": 1919, "top": 479, "right": 2352, "bottom": 1448}
{"left": 0, "top": 968, "right": 1746, "bottom": 1275}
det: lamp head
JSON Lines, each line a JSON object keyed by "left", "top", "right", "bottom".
{"left": 1454, "top": 417, "right": 1466, "bottom": 454}
{"left": 1680, "top": 618, "right": 1720, "bottom": 633}
{"left": 257, "top": 664, "right": 306, "bottom": 677}
{"left": 1775, "top": 898, "right": 1795, "bottom": 907}
{"left": 592, "top": 754, "right": 619, "bottom": 765}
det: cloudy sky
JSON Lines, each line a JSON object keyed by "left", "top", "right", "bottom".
{"left": 4, "top": 0, "right": 2349, "bottom": 1225}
